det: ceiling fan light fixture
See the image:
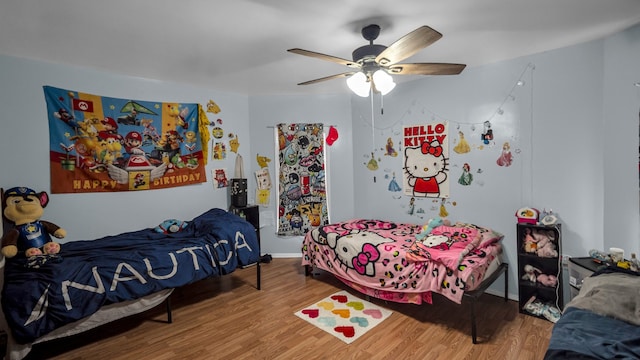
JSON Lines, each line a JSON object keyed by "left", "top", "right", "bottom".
{"left": 347, "top": 72, "right": 370, "bottom": 97}
{"left": 290, "top": 25, "right": 464, "bottom": 94}
{"left": 372, "top": 69, "right": 396, "bottom": 95}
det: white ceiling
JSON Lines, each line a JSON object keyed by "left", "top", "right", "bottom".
{"left": 1, "top": 0, "right": 640, "bottom": 96}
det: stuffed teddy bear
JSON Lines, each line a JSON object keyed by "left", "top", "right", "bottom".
{"left": 536, "top": 273, "right": 558, "bottom": 287}
{"left": 521, "top": 264, "right": 540, "bottom": 282}
{"left": 154, "top": 219, "right": 188, "bottom": 234}
{"left": 522, "top": 228, "right": 538, "bottom": 253}
{"left": 521, "top": 264, "right": 558, "bottom": 287}
{"left": 527, "top": 229, "right": 558, "bottom": 258}
{"left": 1, "top": 187, "right": 66, "bottom": 258}
{"left": 535, "top": 237, "right": 558, "bottom": 258}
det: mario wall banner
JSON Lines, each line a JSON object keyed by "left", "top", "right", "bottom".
{"left": 44, "top": 86, "right": 207, "bottom": 193}
{"left": 402, "top": 122, "right": 450, "bottom": 198}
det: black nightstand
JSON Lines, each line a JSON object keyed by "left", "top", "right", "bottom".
{"left": 229, "top": 204, "right": 261, "bottom": 290}
{"left": 568, "top": 257, "right": 606, "bottom": 300}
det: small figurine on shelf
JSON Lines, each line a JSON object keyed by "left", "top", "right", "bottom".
{"left": 630, "top": 253, "right": 639, "bottom": 272}
{"left": 516, "top": 207, "right": 539, "bottom": 224}
{"left": 540, "top": 209, "right": 558, "bottom": 226}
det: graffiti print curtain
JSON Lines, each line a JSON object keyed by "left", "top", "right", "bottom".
{"left": 44, "top": 86, "right": 207, "bottom": 193}
{"left": 276, "top": 123, "right": 329, "bottom": 236}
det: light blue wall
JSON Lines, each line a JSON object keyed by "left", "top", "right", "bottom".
{"left": 0, "top": 24, "right": 638, "bottom": 300}
{"left": 248, "top": 94, "right": 354, "bottom": 256}
{"left": 349, "top": 24, "right": 640, "bottom": 298}
{"left": 603, "top": 24, "right": 640, "bottom": 254}
{"left": 0, "top": 55, "right": 251, "bottom": 240}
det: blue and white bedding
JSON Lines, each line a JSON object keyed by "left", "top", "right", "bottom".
{"left": 1, "top": 208, "right": 259, "bottom": 344}
{"left": 544, "top": 268, "right": 640, "bottom": 359}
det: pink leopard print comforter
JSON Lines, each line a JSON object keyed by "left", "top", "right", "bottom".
{"left": 301, "top": 219, "right": 503, "bottom": 304}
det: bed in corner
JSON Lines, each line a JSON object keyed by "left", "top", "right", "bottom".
{"left": 301, "top": 218, "right": 508, "bottom": 343}
{"left": 544, "top": 267, "right": 640, "bottom": 359}
{"left": 0, "top": 207, "right": 260, "bottom": 360}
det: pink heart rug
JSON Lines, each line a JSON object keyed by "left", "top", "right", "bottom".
{"left": 294, "top": 290, "right": 392, "bottom": 344}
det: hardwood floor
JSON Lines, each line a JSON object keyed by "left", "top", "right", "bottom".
{"left": 25, "top": 258, "right": 554, "bottom": 360}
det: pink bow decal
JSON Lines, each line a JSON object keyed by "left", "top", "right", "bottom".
{"left": 352, "top": 243, "right": 380, "bottom": 275}
{"left": 421, "top": 142, "right": 443, "bottom": 157}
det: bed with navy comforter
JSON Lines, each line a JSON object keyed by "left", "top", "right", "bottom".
{"left": 544, "top": 267, "right": 640, "bottom": 359}
{"left": 1, "top": 208, "right": 259, "bottom": 357}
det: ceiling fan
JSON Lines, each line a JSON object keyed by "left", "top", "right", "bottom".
{"left": 288, "top": 24, "right": 466, "bottom": 96}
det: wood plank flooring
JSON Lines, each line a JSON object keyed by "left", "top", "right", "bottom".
{"left": 25, "top": 258, "right": 554, "bottom": 360}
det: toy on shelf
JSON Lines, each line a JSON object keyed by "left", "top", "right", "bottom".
{"left": 539, "top": 209, "right": 558, "bottom": 225}
{"left": 523, "top": 295, "right": 561, "bottom": 323}
{"left": 521, "top": 264, "right": 558, "bottom": 287}
{"left": 521, "top": 227, "right": 558, "bottom": 258}
{"left": 515, "top": 207, "right": 539, "bottom": 224}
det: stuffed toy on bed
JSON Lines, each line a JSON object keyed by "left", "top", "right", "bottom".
{"left": 415, "top": 217, "right": 451, "bottom": 241}
{"left": 1, "top": 187, "right": 66, "bottom": 259}
{"left": 154, "top": 219, "right": 189, "bottom": 234}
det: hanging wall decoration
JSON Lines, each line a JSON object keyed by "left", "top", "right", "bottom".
{"left": 458, "top": 163, "right": 473, "bottom": 186}
{"left": 206, "top": 99, "right": 221, "bottom": 114}
{"left": 402, "top": 121, "right": 450, "bottom": 198}
{"left": 275, "top": 123, "right": 329, "bottom": 236}
{"left": 384, "top": 137, "right": 399, "bottom": 157}
{"left": 255, "top": 167, "right": 272, "bottom": 207}
{"left": 481, "top": 121, "right": 494, "bottom": 145}
{"left": 388, "top": 172, "right": 402, "bottom": 192}
{"left": 496, "top": 141, "right": 514, "bottom": 167}
{"left": 212, "top": 168, "right": 229, "bottom": 188}
{"left": 453, "top": 130, "right": 471, "bottom": 154}
{"left": 44, "top": 86, "right": 207, "bottom": 194}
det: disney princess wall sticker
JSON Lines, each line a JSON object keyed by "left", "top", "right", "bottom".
{"left": 402, "top": 122, "right": 450, "bottom": 198}
{"left": 388, "top": 171, "right": 402, "bottom": 192}
{"left": 453, "top": 130, "right": 471, "bottom": 154}
{"left": 366, "top": 152, "right": 379, "bottom": 170}
{"left": 496, "top": 141, "right": 513, "bottom": 167}
{"left": 439, "top": 198, "right": 449, "bottom": 217}
{"left": 458, "top": 162, "right": 473, "bottom": 186}
{"left": 383, "top": 137, "right": 398, "bottom": 157}
{"left": 481, "top": 121, "right": 494, "bottom": 145}
{"left": 407, "top": 197, "right": 416, "bottom": 215}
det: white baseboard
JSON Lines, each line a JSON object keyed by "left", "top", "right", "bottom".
{"left": 267, "top": 253, "right": 302, "bottom": 258}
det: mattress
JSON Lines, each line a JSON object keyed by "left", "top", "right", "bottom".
{"left": 301, "top": 219, "right": 504, "bottom": 305}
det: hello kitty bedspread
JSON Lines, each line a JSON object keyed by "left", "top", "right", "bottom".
{"left": 301, "top": 219, "right": 503, "bottom": 305}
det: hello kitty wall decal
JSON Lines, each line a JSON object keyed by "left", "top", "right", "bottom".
{"left": 402, "top": 122, "right": 450, "bottom": 198}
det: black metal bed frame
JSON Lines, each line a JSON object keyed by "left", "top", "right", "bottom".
{"left": 305, "top": 262, "right": 509, "bottom": 344}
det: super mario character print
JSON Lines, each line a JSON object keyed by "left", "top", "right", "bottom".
{"left": 44, "top": 86, "right": 207, "bottom": 194}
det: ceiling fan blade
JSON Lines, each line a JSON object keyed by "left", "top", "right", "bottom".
{"left": 388, "top": 63, "right": 466, "bottom": 75}
{"left": 297, "top": 72, "right": 356, "bottom": 85}
{"left": 287, "top": 48, "right": 361, "bottom": 68}
{"left": 376, "top": 26, "right": 443, "bottom": 66}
